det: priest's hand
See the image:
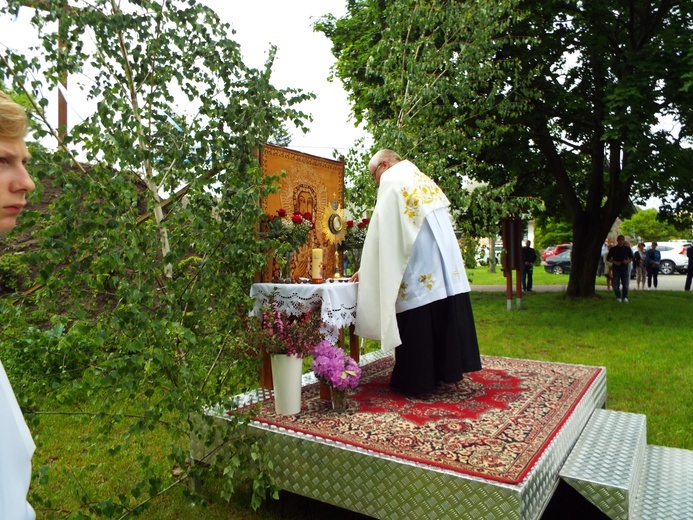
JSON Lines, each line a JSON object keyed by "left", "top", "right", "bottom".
{"left": 349, "top": 271, "right": 359, "bottom": 283}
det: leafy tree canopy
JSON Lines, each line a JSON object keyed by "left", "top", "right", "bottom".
{"left": 1, "top": 0, "right": 313, "bottom": 514}
{"left": 533, "top": 217, "right": 573, "bottom": 252}
{"left": 621, "top": 208, "right": 692, "bottom": 242}
{"left": 319, "top": 0, "right": 542, "bottom": 234}
{"left": 318, "top": 0, "right": 693, "bottom": 296}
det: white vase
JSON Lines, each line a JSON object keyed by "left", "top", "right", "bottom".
{"left": 270, "top": 354, "right": 303, "bottom": 415}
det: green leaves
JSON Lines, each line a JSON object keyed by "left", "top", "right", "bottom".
{"left": 620, "top": 208, "right": 690, "bottom": 242}
{"left": 457, "top": 182, "right": 544, "bottom": 239}
{"left": 321, "top": 0, "right": 693, "bottom": 296}
{"left": 1, "top": 0, "right": 316, "bottom": 514}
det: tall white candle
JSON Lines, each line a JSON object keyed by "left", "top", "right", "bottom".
{"left": 311, "top": 248, "right": 323, "bottom": 281}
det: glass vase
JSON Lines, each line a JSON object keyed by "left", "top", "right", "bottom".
{"left": 348, "top": 249, "right": 362, "bottom": 274}
{"left": 330, "top": 387, "right": 348, "bottom": 412}
{"left": 280, "top": 250, "right": 294, "bottom": 282}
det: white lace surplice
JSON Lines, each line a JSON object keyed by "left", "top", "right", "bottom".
{"left": 355, "top": 160, "right": 451, "bottom": 351}
{"left": 395, "top": 208, "right": 470, "bottom": 313}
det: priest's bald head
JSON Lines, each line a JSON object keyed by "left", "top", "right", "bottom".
{"left": 368, "top": 149, "right": 402, "bottom": 185}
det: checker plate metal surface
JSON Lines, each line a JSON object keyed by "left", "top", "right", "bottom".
{"left": 512, "top": 362, "right": 606, "bottom": 520}
{"left": 192, "top": 354, "right": 607, "bottom": 520}
{"left": 560, "top": 409, "right": 647, "bottom": 520}
{"left": 632, "top": 445, "right": 693, "bottom": 519}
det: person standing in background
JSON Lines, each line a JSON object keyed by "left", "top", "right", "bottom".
{"left": 604, "top": 243, "right": 613, "bottom": 291}
{"left": 0, "top": 90, "right": 37, "bottom": 520}
{"left": 646, "top": 242, "right": 661, "bottom": 289}
{"left": 685, "top": 244, "right": 693, "bottom": 291}
{"left": 597, "top": 241, "right": 608, "bottom": 277}
{"left": 606, "top": 235, "right": 633, "bottom": 302}
{"left": 521, "top": 239, "right": 537, "bottom": 292}
{"left": 633, "top": 242, "right": 647, "bottom": 290}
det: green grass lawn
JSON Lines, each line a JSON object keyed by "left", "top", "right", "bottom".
{"left": 28, "top": 289, "right": 692, "bottom": 518}
{"left": 467, "top": 265, "right": 600, "bottom": 286}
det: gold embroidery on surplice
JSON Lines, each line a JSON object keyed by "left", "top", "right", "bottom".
{"left": 419, "top": 273, "right": 434, "bottom": 291}
{"left": 398, "top": 281, "right": 408, "bottom": 300}
{"left": 400, "top": 172, "right": 444, "bottom": 224}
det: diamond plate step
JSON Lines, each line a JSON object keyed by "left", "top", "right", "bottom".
{"left": 559, "top": 409, "right": 647, "bottom": 520}
{"left": 631, "top": 445, "right": 693, "bottom": 519}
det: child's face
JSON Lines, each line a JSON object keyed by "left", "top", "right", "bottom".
{"left": 0, "top": 136, "right": 34, "bottom": 233}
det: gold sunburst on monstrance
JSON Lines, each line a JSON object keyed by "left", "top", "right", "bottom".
{"left": 322, "top": 199, "right": 347, "bottom": 245}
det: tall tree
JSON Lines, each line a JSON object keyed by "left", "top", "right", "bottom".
{"left": 318, "top": 0, "right": 693, "bottom": 297}
{"left": 621, "top": 208, "right": 692, "bottom": 242}
{"left": 1, "top": 0, "right": 311, "bottom": 514}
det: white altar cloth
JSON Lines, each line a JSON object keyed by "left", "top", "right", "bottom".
{"left": 249, "top": 282, "right": 358, "bottom": 344}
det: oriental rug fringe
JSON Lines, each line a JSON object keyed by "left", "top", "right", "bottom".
{"left": 249, "top": 356, "right": 602, "bottom": 484}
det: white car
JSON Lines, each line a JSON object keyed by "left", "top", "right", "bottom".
{"left": 637, "top": 241, "right": 691, "bottom": 275}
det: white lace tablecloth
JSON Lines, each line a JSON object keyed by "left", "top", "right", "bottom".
{"left": 250, "top": 282, "right": 358, "bottom": 344}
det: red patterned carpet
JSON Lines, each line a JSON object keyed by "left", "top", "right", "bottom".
{"left": 250, "top": 356, "right": 602, "bottom": 484}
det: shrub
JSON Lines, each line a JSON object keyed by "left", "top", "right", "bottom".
{"left": 0, "top": 252, "right": 30, "bottom": 293}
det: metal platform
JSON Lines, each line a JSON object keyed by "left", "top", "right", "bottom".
{"left": 560, "top": 409, "right": 647, "bottom": 519}
{"left": 192, "top": 352, "right": 607, "bottom": 520}
{"left": 632, "top": 445, "right": 693, "bottom": 519}
{"left": 559, "top": 408, "right": 693, "bottom": 519}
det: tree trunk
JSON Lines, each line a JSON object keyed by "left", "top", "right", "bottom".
{"left": 488, "top": 236, "right": 497, "bottom": 273}
{"left": 566, "top": 212, "right": 611, "bottom": 297}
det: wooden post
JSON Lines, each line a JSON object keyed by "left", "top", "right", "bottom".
{"left": 501, "top": 217, "right": 524, "bottom": 310}
{"left": 349, "top": 324, "right": 360, "bottom": 363}
{"left": 260, "top": 352, "right": 273, "bottom": 391}
{"left": 21, "top": 1, "right": 71, "bottom": 136}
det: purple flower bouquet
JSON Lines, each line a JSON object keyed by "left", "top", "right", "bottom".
{"left": 311, "top": 340, "right": 361, "bottom": 390}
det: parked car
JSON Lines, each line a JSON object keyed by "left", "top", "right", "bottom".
{"left": 544, "top": 251, "right": 572, "bottom": 274}
{"left": 628, "top": 241, "right": 690, "bottom": 276}
{"left": 541, "top": 244, "right": 572, "bottom": 262}
{"left": 540, "top": 246, "right": 555, "bottom": 262}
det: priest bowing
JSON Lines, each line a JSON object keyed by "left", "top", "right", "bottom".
{"left": 350, "top": 149, "right": 482, "bottom": 394}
